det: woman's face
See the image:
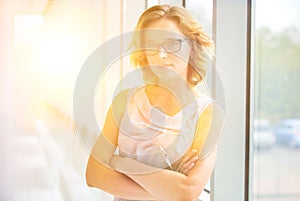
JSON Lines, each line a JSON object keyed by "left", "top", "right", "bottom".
{"left": 142, "top": 18, "right": 192, "bottom": 81}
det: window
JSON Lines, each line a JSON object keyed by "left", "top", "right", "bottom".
{"left": 252, "top": 0, "right": 300, "bottom": 200}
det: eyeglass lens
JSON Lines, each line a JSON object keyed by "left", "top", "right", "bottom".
{"left": 142, "top": 39, "right": 183, "bottom": 56}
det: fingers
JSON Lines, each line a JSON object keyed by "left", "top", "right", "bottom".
{"left": 180, "top": 155, "right": 199, "bottom": 170}
{"left": 178, "top": 155, "right": 199, "bottom": 174}
{"left": 176, "top": 149, "right": 199, "bottom": 173}
{"left": 177, "top": 149, "right": 197, "bottom": 170}
{"left": 181, "top": 162, "right": 195, "bottom": 175}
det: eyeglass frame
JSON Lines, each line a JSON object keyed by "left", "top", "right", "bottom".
{"left": 141, "top": 37, "right": 189, "bottom": 56}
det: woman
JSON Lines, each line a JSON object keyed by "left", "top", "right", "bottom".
{"left": 86, "top": 4, "right": 223, "bottom": 201}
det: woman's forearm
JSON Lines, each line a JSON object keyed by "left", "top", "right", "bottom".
{"left": 128, "top": 168, "right": 192, "bottom": 201}
{"left": 86, "top": 156, "right": 158, "bottom": 200}
{"left": 110, "top": 155, "right": 198, "bottom": 201}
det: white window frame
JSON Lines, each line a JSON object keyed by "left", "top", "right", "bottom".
{"left": 211, "top": 0, "right": 250, "bottom": 200}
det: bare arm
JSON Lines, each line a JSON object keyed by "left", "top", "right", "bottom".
{"left": 86, "top": 154, "right": 158, "bottom": 200}
{"left": 110, "top": 104, "right": 217, "bottom": 201}
{"left": 85, "top": 91, "right": 158, "bottom": 200}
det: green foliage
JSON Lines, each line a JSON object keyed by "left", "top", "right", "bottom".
{"left": 254, "top": 27, "right": 300, "bottom": 124}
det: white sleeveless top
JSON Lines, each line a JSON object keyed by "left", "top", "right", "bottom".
{"left": 114, "top": 87, "right": 214, "bottom": 201}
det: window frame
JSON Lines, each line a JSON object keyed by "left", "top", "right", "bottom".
{"left": 211, "top": 0, "right": 251, "bottom": 200}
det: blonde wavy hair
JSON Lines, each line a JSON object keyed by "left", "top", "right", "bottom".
{"left": 129, "top": 4, "right": 214, "bottom": 86}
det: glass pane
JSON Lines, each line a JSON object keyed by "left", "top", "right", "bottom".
{"left": 10, "top": 1, "right": 144, "bottom": 201}
{"left": 252, "top": 0, "right": 300, "bottom": 201}
{"left": 186, "top": 0, "right": 213, "bottom": 37}
{"left": 158, "top": 0, "right": 182, "bottom": 6}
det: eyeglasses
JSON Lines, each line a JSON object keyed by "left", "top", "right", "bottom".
{"left": 141, "top": 38, "right": 188, "bottom": 56}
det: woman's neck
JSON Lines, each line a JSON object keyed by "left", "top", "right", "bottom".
{"left": 145, "top": 82, "right": 197, "bottom": 116}
{"left": 145, "top": 85, "right": 180, "bottom": 116}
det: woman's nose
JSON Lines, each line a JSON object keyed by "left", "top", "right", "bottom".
{"left": 159, "top": 47, "right": 167, "bottom": 59}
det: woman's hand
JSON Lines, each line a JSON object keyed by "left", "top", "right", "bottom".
{"left": 175, "top": 149, "right": 200, "bottom": 175}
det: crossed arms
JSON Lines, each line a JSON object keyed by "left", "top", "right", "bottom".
{"left": 85, "top": 91, "right": 217, "bottom": 201}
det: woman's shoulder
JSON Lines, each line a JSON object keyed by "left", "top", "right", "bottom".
{"left": 112, "top": 88, "right": 134, "bottom": 103}
{"left": 111, "top": 87, "right": 145, "bottom": 114}
{"left": 111, "top": 89, "right": 133, "bottom": 122}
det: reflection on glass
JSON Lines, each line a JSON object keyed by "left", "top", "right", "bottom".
{"left": 11, "top": 1, "right": 133, "bottom": 201}
{"left": 252, "top": 0, "right": 300, "bottom": 200}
